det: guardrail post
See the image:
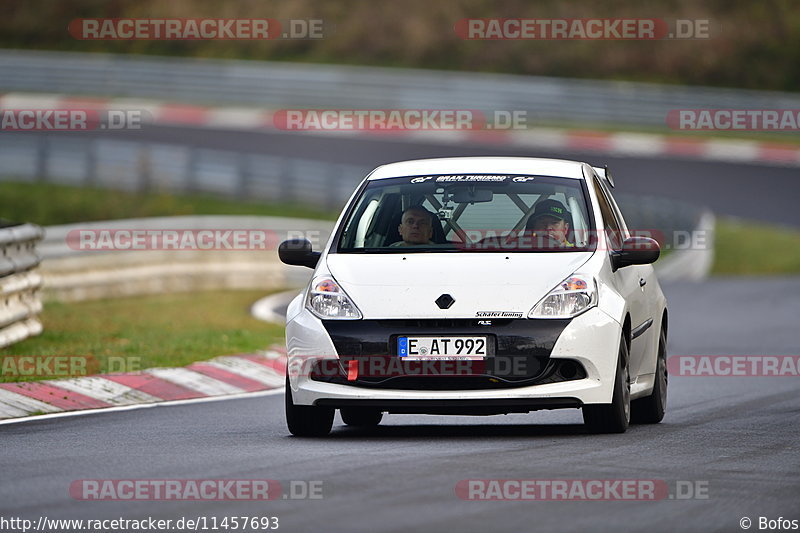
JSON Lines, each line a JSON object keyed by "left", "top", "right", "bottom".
{"left": 185, "top": 147, "right": 197, "bottom": 193}
{"left": 327, "top": 163, "right": 341, "bottom": 211}
{"left": 236, "top": 154, "right": 249, "bottom": 200}
{"left": 35, "top": 135, "right": 49, "bottom": 183}
{"left": 85, "top": 138, "right": 97, "bottom": 186}
{"left": 137, "top": 143, "right": 152, "bottom": 193}
{"left": 280, "top": 158, "right": 294, "bottom": 204}
{"left": 0, "top": 223, "right": 45, "bottom": 349}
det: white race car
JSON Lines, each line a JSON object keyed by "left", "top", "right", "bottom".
{"left": 279, "top": 157, "right": 668, "bottom": 436}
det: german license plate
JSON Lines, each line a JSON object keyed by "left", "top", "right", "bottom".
{"left": 398, "top": 336, "right": 487, "bottom": 360}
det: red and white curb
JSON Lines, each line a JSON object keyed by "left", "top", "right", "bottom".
{"left": 0, "top": 347, "right": 287, "bottom": 421}
{"left": 2, "top": 92, "right": 800, "bottom": 167}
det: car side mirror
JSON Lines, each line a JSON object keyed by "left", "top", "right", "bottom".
{"left": 611, "top": 236, "right": 660, "bottom": 270}
{"left": 278, "top": 238, "right": 320, "bottom": 269}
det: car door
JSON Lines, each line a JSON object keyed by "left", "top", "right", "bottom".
{"left": 592, "top": 176, "right": 651, "bottom": 379}
{"left": 603, "top": 182, "right": 659, "bottom": 378}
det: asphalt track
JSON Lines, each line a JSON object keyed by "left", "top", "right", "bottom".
{"left": 42, "top": 125, "right": 800, "bottom": 227}
{"left": 1, "top": 278, "right": 799, "bottom": 533}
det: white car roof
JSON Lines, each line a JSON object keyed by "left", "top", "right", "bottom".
{"left": 367, "top": 157, "right": 588, "bottom": 181}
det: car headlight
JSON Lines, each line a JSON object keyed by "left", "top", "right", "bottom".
{"left": 306, "top": 276, "right": 362, "bottom": 320}
{"left": 528, "top": 274, "right": 597, "bottom": 319}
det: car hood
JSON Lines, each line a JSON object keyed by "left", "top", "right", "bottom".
{"left": 324, "top": 252, "right": 593, "bottom": 319}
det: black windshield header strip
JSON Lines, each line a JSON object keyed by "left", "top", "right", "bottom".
{"left": 394, "top": 173, "right": 582, "bottom": 185}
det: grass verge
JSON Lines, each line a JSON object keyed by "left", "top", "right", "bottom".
{"left": 712, "top": 218, "right": 800, "bottom": 275}
{"left": 0, "top": 181, "right": 338, "bottom": 227}
{"left": 0, "top": 290, "right": 287, "bottom": 383}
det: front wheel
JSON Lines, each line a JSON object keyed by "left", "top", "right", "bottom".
{"left": 285, "top": 377, "right": 334, "bottom": 437}
{"left": 583, "top": 334, "right": 630, "bottom": 434}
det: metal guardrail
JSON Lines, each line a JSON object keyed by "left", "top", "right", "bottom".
{"left": 0, "top": 222, "right": 44, "bottom": 348}
{"left": 0, "top": 133, "right": 368, "bottom": 211}
{"left": 1, "top": 49, "right": 800, "bottom": 128}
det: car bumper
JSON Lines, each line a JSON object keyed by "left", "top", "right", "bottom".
{"left": 286, "top": 306, "right": 622, "bottom": 410}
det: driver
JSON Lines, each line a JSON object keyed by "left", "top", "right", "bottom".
{"left": 390, "top": 206, "right": 435, "bottom": 246}
{"left": 527, "top": 199, "right": 574, "bottom": 248}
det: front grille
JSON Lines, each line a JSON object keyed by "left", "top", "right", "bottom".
{"left": 309, "top": 357, "right": 586, "bottom": 390}
{"left": 322, "top": 318, "right": 571, "bottom": 358}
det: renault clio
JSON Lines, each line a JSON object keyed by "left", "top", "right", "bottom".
{"left": 279, "top": 157, "right": 668, "bottom": 436}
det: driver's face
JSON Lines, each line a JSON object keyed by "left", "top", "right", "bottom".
{"left": 532, "top": 215, "right": 569, "bottom": 241}
{"left": 398, "top": 209, "right": 433, "bottom": 244}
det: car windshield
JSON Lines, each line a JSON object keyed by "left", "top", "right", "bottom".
{"left": 335, "top": 174, "right": 595, "bottom": 253}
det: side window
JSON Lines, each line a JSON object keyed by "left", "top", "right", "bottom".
{"left": 598, "top": 180, "right": 629, "bottom": 234}
{"left": 592, "top": 178, "right": 623, "bottom": 250}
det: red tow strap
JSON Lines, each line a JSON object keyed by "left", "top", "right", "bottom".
{"left": 347, "top": 359, "right": 359, "bottom": 381}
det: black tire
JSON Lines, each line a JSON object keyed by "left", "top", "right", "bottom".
{"left": 631, "top": 327, "right": 668, "bottom": 424}
{"left": 285, "top": 377, "right": 334, "bottom": 437}
{"left": 340, "top": 407, "right": 383, "bottom": 427}
{"left": 583, "top": 334, "right": 630, "bottom": 434}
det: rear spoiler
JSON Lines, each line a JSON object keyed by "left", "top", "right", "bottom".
{"left": 592, "top": 165, "right": 615, "bottom": 188}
